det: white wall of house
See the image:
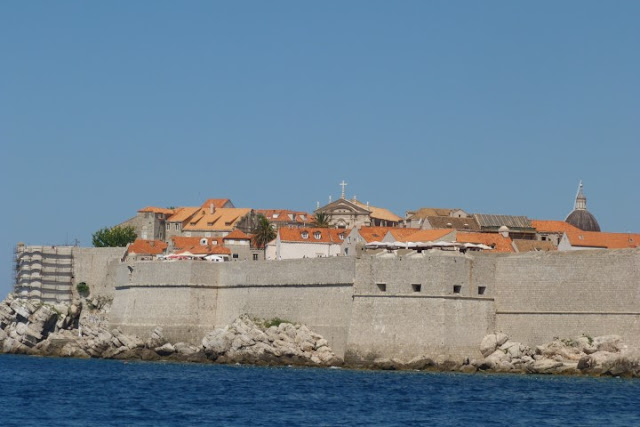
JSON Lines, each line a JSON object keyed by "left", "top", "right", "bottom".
{"left": 277, "top": 242, "right": 341, "bottom": 259}
{"left": 265, "top": 240, "right": 278, "bottom": 260}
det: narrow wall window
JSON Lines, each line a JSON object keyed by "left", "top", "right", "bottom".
{"left": 377, "top": 283, "right": 386, "bottom": 292}
{"left": 478, "top": 286, "right": 486, "bottom": 295}
{"left": 453, "top": 285, "right": 462, "bottom": 294}
{"left": 412, "top": 284, "right": 421, "bottom": 292}
{"left": 253, "top": 254, "right": 258, "bottom": 261}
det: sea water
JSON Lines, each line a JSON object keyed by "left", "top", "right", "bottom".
{"left": 1, "top": 355, "right": 639, "bottom": 426}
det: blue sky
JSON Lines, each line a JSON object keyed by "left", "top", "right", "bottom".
{"left": 1, "top": 1, "right": 639, "bottom": 297}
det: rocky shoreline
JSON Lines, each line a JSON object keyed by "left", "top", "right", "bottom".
{"left": 1, "top": 294, "right": 639, "bottom": 377}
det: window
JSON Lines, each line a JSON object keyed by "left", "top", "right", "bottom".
{"left": 301, "top": 232, "right": 309, "bottom": 239}
{"left": 412, "top": 284, "right": 421, "bottom": 292}
{"left": 377, "top": 283, "right": 387, "bottom": 292}
{"left": 314, "top": 231, "right": 321, "bottom": 240}
{"left": 253, "top": 254, "right": 259, "bottom": 261}
{"left": 232, "top": 254, "right": 239, "bottom": 259}
{"left": 166, "top": 224, "right": 170, "bottom": 230}
{"left": 453, "top": 285, "right": 462, "bottom": 294}
{"left": 478, "top": 286, "right": 486, "bottom": 295}
{"left": 338, "top": 233, "right": 345, "bottom": 240}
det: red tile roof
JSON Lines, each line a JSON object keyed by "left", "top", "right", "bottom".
{"left": 352, "top": 201, "right": 402, "bottom": 222}
{"left": 200, "top": 199, "right": 232, "bottom": 209}
{"left": 278, "top": 228, "right": 350, "bottom": 244}
{"left": 397, "top": 229, "right": 456, "bottom": 242}
{"left": 183, "top": 208, "right": 252, "bottom": 231}
{"left": 177, "top": 244, "right": 231, "bottom": 255}
{"left": 257, "top": 209, "right": 312, "bottom": 224}
{"left": 531, "top": 220, "right": 582, "bottom": 234}
{"left": 564, "top": 231, "right": 640, "bottom": 249}
{"left": 357, "top": 227, "right": 397, "bottom": 243}
{"left": 223, "top": 230, "right": 251, "bottom": 240}
{"left": 386, "top": 228, "right": 422, "bottom": 241}
{"left": 128, "top": 239, "right": 168, "bottom": 255}
{"left": 138, "top": 207, "right": 176, "bottom": 215}
{"left": 167, "top": 207, "right": 200, "bottom": 223}
{"left": 171, "top": 236, "right": 224, "bottom": 250}
{"left": 456, "top": 232, "right": 514, "bottom": 253}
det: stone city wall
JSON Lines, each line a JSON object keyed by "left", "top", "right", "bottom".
{"left": 109, "top": 257, "right": 355, "bottom": 355}
{"left": 346, "top": 254, "right": 496, "bottom": 363}
{"left": 493, "top": 249, "right": 640, "bottom": 346}
{"left": 73, "top": 247, "right": 125, "bottom": 299}
{"left": 13, "top": 245, "right": 640, "bottom": 363}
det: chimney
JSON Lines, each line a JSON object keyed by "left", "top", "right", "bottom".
{"left": 209, "top": 203, "right": 215, "bottom": 214}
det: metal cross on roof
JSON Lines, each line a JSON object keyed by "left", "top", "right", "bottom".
{"left": 339, "top": 180, "right": 348, "bottom": 199}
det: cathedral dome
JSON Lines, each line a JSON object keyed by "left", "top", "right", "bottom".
{"left": 565, "top": 181, "right": 601, "bottom": 232}
{"left": 566, "top": 209, "right": 600, "bottom": 232}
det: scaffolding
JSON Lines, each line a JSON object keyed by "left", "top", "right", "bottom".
{"left": 14, "top": 244, "right": 74, "bottom": 304}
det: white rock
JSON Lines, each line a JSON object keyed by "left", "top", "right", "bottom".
{"left": 155, "top": 343, "right": 176, "bottom": 356}
{"left": 480, "top": 334, "right": 498, "bottom": 357}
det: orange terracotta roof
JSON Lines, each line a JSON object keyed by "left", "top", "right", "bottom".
{"left": 386, "top": 228, "right": 422, "bottom": 241}
{"left": 257, "top": 210, "right": 312, "bottom": 224}
{"left": 167, "top": 207, "right": 200, "bottom": 223}
{"left": 200, "top": 199, "right": 232, "bottom": 209}
{"left": 128, "top": 239, "right": 168, "bottom": 255}
{"left": 353, "top": 201, "right": 402, "bottom": 222}
{"left": 176, "top": 244, "right": 231, "bottom": 255}
{"left": 531, "top": 220, "right": 582, "bottom": 234}
{"left": 407, "top": 208, "right": 455, "bottom": 219}
{"left": 564, "top": 231, "right": 640, "bottom": 249}
{"left": 223, "top": 230, "right": 251, "bottom": 240}
{"left": 397, "top": 229, "right": 456, "bottom": 242}
{"left": 138, "top": 207, "right": 176, "bottom": 215}
{"left": 171, "top": 236, "right": 224, "bottom": 250}
{"left": 357, "top": 227, "right": 397, "bottom": 243}
{"left": 456, "top": 232, "right": 514, "bottom": 253}
{"left": 278, "top": 227, "right": 350, "bottom": 244}
{"left": 183, "top": 208, "right": 252, "bottom": 231}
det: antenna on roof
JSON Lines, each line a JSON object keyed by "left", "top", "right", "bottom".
{"left": 329, "top": 195, "right": 332, "bottom": 203}
{"left": 316, "top": 201, "right": 320, "bottom": 209}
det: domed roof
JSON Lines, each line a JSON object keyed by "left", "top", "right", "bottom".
{"left": 566, "top": 209, "right": 600, "bottom": 232}
{"left": 565, "top": 181, "right": 601, "bottom": 232}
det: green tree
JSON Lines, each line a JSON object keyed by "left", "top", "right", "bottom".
{"left": 92, "top": 225, "right": 137, "bottom": 247}
{"left": 252, "top": 214, "right": 276, "bottom": 255}
{"left": 313, "top": 212, "right": 330, "bottom": 228}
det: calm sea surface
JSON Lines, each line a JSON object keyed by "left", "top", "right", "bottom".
{"left": 1, "top": 354, "right": 639, "bottom": 426}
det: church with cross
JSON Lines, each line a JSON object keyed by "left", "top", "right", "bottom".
{"left": 314, "top": 181, "right": 403, "bottom": 229}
